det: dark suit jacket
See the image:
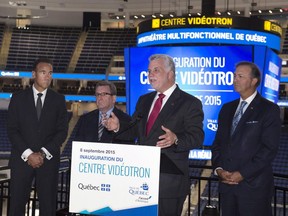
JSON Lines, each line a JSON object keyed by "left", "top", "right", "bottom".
{"left": 211, "top": 93, "right": 281, "bottom": 197}
{"left": 117, "top": 86, "right": 204, "bottom": 198}
{"left": 75, "top": 107, "right": 133, "bottom": 144}
{"left": 7, "top": 87, "right": 68, "bottom": 167}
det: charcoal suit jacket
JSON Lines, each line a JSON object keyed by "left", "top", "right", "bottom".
{"left": 8, "top": 87, "right": 68, "bottom": 168}
{"left": 116, "top": 85, "right": 204, "bottom": 198}
{"left": 75, "top": 107, "right": 133, "bottom": 144}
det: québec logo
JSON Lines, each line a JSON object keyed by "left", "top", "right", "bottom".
{"left": 129, "top": 183, "right": 152, "bottom": 203}
{"left": 78, "top": 183, "right": 111, "bottom": 192}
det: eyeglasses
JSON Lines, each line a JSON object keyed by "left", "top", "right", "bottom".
{"left": 95, "top": 92, "right": 113, "bottom": 97}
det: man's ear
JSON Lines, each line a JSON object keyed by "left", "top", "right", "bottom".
{"left": 252, "top": 77, "right": 258, "bottom": 86}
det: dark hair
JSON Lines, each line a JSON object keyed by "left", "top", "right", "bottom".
{"left": 95, "top": 80, "right": 117, "bottom": 95}
{"left": 235, "top": 61, "right": 261, "bottom": 87}
{"left": 33, "top": 58, "right": 53, "bottom": 71}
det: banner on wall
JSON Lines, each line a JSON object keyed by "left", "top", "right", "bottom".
{"left": 69, "top": 142, "right": 161, "bottom": 215}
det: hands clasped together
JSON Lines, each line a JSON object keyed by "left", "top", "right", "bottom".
{"left": 217, "top": 169, "right": 244, "bottom": 184}
{"left": 27, "top": 152, "right": 45, "bottom": 168}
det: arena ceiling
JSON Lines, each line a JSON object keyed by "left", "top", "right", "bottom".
{"left": 0, "top": 0, "right": 287, "bottom": 16}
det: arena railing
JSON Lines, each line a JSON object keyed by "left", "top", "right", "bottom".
{"left": 0, "top": 158, "right": 287, "bottom": 216}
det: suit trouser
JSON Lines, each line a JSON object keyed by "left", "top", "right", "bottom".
{"left": 9, "top": 159, "right": 59, "bottom": 216}
{"left": 158, "top": 196, "right": 186, "bottom": 216}
{"left": 220, "top": 189, "right": 273, "bottom": 216}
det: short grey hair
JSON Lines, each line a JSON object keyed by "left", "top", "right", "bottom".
{"left": 149, "top": 54, "right": 176, "bottom": 74}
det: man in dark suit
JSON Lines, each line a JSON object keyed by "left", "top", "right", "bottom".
{"left": 211, "top": 61, "right": 281, "bottom": 216}
{"left": 106, "top": 54, "right": 204, "bottom": 216}
{"left": 75, "top": 80, "right": 132, "bottom": 143}
{"left": 7, "top": 58, "right": 68, "bottom": 216}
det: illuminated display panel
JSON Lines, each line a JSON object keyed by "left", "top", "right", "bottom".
{"left": 136, "top": 16, "right": 282, "bottom": 52}
{"left": 125, "top": 45, "right": 281, "bottom": 147}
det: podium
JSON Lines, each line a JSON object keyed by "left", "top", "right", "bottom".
{"left": 69, "top": 142, "right": 161, "bottom": 216}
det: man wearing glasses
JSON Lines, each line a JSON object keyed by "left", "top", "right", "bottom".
{"left": 75, "top": 81, "right": 133, "bottom": 144}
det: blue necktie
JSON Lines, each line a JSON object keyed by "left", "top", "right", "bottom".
{"left": 231, "top": 101, "right": 247, "bottom": 135}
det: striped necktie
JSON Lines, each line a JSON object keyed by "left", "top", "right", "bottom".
{"left": 98, "top": 112, "right": 107, "bottom": 141}
{"left": 231, "top": 101, "right": 247, "bottom": 135}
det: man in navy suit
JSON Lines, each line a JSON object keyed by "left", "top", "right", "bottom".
{"left": 211, "top": 61, "right": 281, "bottom": 216}
{"left": 106, "top": 54, "right": 204, "bottom": 216}
{"left": 7, "top": 58, "right": 68, "bottom": 216}
{"left": 75, "top": 80, "right": 132, "bottom": 144}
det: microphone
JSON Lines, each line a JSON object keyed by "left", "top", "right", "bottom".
{"left": 111, "top": 113, "right": 143, "bottom": 143}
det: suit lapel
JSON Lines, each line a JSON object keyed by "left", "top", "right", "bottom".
{"left": 146, "top": 88, "right": 180, "bottom": 137}
{"left": 232, "top": 93, "right": 261, "bottom": 135}
{"left": 26, "top": 88, "right": 39, "bottom": 122}
{"left": 40, "top": 89, "right": 51, "bottom": 121}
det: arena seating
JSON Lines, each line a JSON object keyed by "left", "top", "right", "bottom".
{"left": 74, "top": 27, "right": 137, "bottom": 74}
{"left": 6, "top": 26, "right": 81, "bottom": 72}
{"left": 0, "top": 23, "right": 5, "bottom": 44}
{"left": 282, "top": 28, "right": 288, "bottom": 54}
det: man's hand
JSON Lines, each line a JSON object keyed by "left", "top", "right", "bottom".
{"left": 216, "top": 169, "right": 243, "bottom": 184}
{"left": 156, "top": 126, "right": 177, "bottom": 148}
{"left": 27, "top": 152, "right": 44, "bottom": 168}
{"left": 105, "top": 112, "right": 120, "bottom": 131}
{"left": 227, "top": 171, "right": 244, "bottom": 183}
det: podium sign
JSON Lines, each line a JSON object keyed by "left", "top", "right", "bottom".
{"left": 69, "top": 142, "right": 161, "bottom": 215}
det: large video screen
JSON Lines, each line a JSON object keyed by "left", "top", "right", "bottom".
{"left": 260, "top": 48, "right": 282, "bottom": 103}
{"left": 125, "top": 45, "right": 281, "bottom": 146}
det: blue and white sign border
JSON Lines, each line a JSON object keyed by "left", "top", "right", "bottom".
{"left": 69, "top": 142, "right": 160, "bottom": 216}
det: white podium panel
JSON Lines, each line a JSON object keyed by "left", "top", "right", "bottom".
{"left": 69, "top": 141, "right": 160, "bottom": 215}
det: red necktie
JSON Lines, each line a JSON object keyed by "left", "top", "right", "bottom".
{"left": 146, "top": 93, "right": 165, "bottom": 135}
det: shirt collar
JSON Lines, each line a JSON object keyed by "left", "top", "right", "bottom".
{"left": 32, "top": 84, "right": 48, "bottom": 98}
{"left": 240, "top": 91, "right": 257, "bottom": 106}
{"left": 100, "top": 107, "right": 114, "bottom": 117}
{"left": 160, "top": 84, "right": 177, "bottom": 98}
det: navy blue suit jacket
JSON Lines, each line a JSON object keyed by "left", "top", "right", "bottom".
{"left": 212, "top": 93, "right": 281, "bottom": 196}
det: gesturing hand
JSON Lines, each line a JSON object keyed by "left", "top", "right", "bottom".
{"left": 105, "top": 112, "right": 120, "bottom": 131}
{"left": 156, "top": 125, "right": 177, "bottom": 148}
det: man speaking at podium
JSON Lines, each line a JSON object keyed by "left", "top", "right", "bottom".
{"left": 106, "top": 54, "right": 204, "bottom": 216}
